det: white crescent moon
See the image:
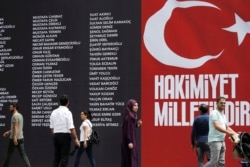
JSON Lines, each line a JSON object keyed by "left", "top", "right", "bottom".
{"left": 143, "top": 0, "right": 223, "bottom": 69}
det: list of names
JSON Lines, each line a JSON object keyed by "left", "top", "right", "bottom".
{"left": 0, "top": 18, "right": 20, "bottom": 127}
{"left": 31, "top": 15, "right": 81, "bottom": 127}
{"left": 88, "top": 12, "right": 131, "bottom": 127}
{"left": 0, "top": 18, "right": 23, "bottom": 71}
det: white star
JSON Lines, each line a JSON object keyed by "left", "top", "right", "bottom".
{"left": 223, "top": 13, "right": 250, "bottom": 45}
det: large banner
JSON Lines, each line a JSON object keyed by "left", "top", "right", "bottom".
{"left": 142, "top": 0, "right": 250, "bottom": 166}
{"left": 1, "top": 0, "right": 250, "bottom": 166}
{"left": 0, "top": 0, "right": 140, "bottom": 166}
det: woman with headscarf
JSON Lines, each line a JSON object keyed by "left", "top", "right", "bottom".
{"left": 121, "top": 99, "right": 142, "bottom": 167}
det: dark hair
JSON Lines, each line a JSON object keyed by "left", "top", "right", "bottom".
{"left": 199, "top": 104, "right": 208, "bottom": 114}
{"left": 59, "top": 94, "right": 69, "bottom": 106}
{"left": 10, "top": 102, "right": 19, "bottom": 110}
{"left": 83, "top": 110, "right": 92, "bottom": 121}
{"left": 216, "top": 96, "right": 226, "bottom": 103}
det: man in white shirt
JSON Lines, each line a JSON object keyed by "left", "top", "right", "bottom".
{"left": 50, "top": 94, "right": 80, "bottom": 167}
{"left": 204, "top": 97, "right": 237, "bottom": 167}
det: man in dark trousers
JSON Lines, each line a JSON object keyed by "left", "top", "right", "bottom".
{"left": 2, "top": 103, "right": 31, "bottom": 167}
{"left": 50, "top": 94, "right": 80, "bottom": 167}
{"left": 191, "top": 104, "right": 210, "bottom": 167}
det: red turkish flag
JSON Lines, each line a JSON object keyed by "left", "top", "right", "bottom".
{"left": 142, "top": 0, "right": 250, "bottom": 166}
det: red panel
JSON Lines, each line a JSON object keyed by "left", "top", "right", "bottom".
{"left": 141, "top": 0, "right": 250, "bottom": 166}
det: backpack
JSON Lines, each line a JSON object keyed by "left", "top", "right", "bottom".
{"left": 87, "top": 121, "right": 100, "bottom": 144}
{"left": 89, "top": 129, "right": 100, "bottom": 144}
{"left": 233, "top": 132, "right": 250, "bottom": 161}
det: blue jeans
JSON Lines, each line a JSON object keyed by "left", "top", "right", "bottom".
{"left": 74, "top": 141, "right": 96, "bottom": 167}
{"left": 3, "top": 139, "right": 31, "bottom": 167}
{"left": 196, "top": 142, "right": 211, "bottom": 167}
{"left": 204, "top": 141, "right": 226, "bottom": 167}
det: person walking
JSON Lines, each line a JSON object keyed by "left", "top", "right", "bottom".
{"left": 191, "top": 104, "right": 210, "bottom": 167}
{"left": 50, "top": 94, "right": 80, "bottom": 167}
{"left": 204, "top": 97, "right": 237, "bottom": 167}
{"left": 2, "top": 103, "right": 31, "bottom": 167}
{"left": 121, "top": 99, "right": 142, "bottom": 167}
{"left": 73, "top": 110, "right": 96, "bottom": 167}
